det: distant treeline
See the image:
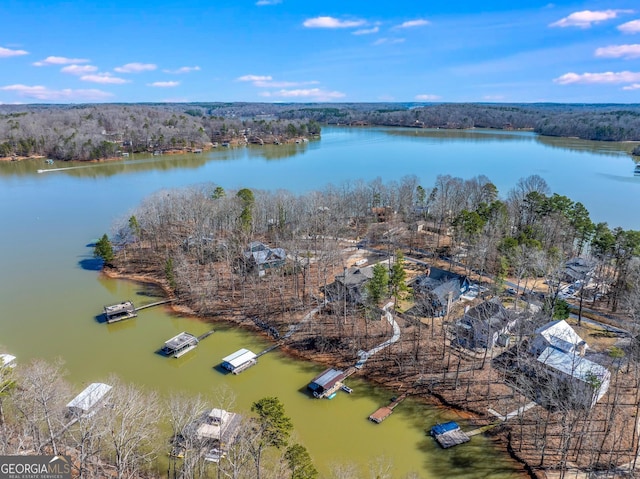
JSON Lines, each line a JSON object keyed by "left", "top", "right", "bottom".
{"left": 0, "top": 104, "right": 320, "bottom": 161}
{"left": 1, "top": 102, "right": 640, "bottom": 161}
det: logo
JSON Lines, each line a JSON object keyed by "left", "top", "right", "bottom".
{"left": 0, "top": 455, "right": 71, "bottom": 479}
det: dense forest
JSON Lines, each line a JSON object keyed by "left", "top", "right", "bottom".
{"left": 1, "top": 103, "right": 639, "bottom": 161}
{"left": 92, "top": 173, "right": 640, "bottom": 478}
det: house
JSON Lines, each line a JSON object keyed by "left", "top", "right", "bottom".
{"left": 221, "top": 348, "right": 257, "bottom": 374}
{"left": 66, "top": 383, "right": 112, "bottom": 417}
{"left": 530, "top": 320, "right": 610, "bottom": 408}
{"left": 243, "top": 241, "right": 286, "bottom": 274}
{"left": 323, "top": 265, "right": 375, "bottom": 304}
{"left": 563, "top": 257, "right": 596, "bottom": 283}
{"left": 455, "top": 298, "right": 517, "bottom": 349}
{"left": 307, "top": 368, "right": 348, "bottom": 398}
{"left": 411, "top": 267, "right": 471, "bottom": 317}
{"left": 529, "top": 320, "right": 587, "bottom": 357}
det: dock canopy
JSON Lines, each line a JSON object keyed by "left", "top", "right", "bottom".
{"left": 308, "top": 368, "right": 347, "bottom": 396}
{"left": 431, "top": 421, "right": 460, "bottom": 436}
{"left": 67, "top": 382, "right": 112, "bottom": 417}
{"left": 162, "top": 332, "right": 199, "bottom": 357}
{"left": 222, "top": 349, "right": 257, "bottom": 372}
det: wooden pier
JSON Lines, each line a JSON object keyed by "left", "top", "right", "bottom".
{"left": 368, "top": 394, "right": 407, "bottom": 424}
{"left": 134, "top": 299, "right": 175, "bottom": 312}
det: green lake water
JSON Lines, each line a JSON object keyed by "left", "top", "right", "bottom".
{"left": 1, "top": 126, "right": 638, "bottom": 477}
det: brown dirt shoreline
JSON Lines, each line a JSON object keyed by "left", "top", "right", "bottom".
{"left": 102, "top": 266, "right": 535, "bottom": 478}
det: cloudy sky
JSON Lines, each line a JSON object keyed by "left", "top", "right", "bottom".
{"left": 1, "top": 0, "right": 639, "bottom": 103}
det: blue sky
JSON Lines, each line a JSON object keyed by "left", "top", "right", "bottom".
{"left": 1, "top": 0, "right": 640, "bottom": 103}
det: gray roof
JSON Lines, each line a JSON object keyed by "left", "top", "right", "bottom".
{"left": 564, "top": 257, "right": 595, "bottom": 281}
{"left": 67, "top": 383, "right": 112, "bottom": 413}
{"left": 336, "top": 266, "right": 375, "bottom": 287}
{"left": 535, "top": 320, "right": 586, "bottom": 354}
{"left": 244, "top": 242, "right": 285, "bottom": 265}
{"left": 459, "top": 298, "right": 513, "bottom": 332}
{"left": 537, "top": 347, "right": 610, "bottom": 384}
{"left": 309, "top": 368, "right": 346, "bottom": 388}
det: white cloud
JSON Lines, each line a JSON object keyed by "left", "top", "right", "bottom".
{"left": 623, "top": 83, "right": 640, "bottom": 90}
{"left": 33, "top": 56, "right": 89, "bottom": 66}
{"left": 0, "top": 84, "right": 113, "bottom": 101}
{"left": 114, "top": 62, "right": 157, "bottom": 73}
{"left": 148, "top": 81, "right": 180, "bottom": 87}
{"left": 483, "top": 95, "right": 506, "bottom": 101}
{"left": 163, "top": 66, "right": 201, "bottom": 74}
{"left": 554, "top": 71, "right": 640, "bottom": 84}
{"left": 303, "top": 16, "right": 366, "bottom": 29}
{"left": 256, "top": 0, "right": 281, "bottom": 5}
{"left": 353, "top": 26, "right": 379, "bottom": 35}
{"left": 237, "top": 74, "right": 273, "bottom": 82}
{"left": 0, "top": 46, "right": 29, "bottom": 58}
{"left": 60, "top": 64, "right": 98, "bottom": 75}
{"left": 396, "top": 19, "right": 430, "bottom": 29}
{"left": 618, "top": 20, "right": 640, "bottom": 34}
{"left": 595, "top": 44, "right": 640, "bottom": 59}
{"left": 260, "top": 88, "right": 345, "bottom": 101}
{"left": 415, "top": 94, "right": 441, "bottom": 101}
{"left": 80, "top": 73, "right": 129, "bottom": 84}
{"left": 549, "top": 9, "right": 631, "bottom": 28}
{"left": 373, "top": 38, "right": 405, "bottom": 46}
{"left": 253, "top": 80, "right": 319, "bottom": 88}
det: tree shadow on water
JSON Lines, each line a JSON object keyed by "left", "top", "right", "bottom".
{"left": 79, "top": 257, "right": 103, "bottom": 271}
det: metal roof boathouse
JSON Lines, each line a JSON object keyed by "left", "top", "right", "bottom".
{"left": 221, "top": 349, "right": 257, "bottom": 374}
{"left": 307, "top": 368, "right": 348, "bottom": 399}
{"left": 66, "top": 383, "right": 113, "bottom": 417}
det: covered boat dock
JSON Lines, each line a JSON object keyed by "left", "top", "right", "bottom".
{"left": 161, "top": 332, "right": 199, "bottom": 358}
{"left": 221, "top": 349, "right": 257, "bottom": 374}
{"left": 66, "top": 382, "right": 112, "bottom": 418}
{"left": 307, "top": 368, "right": 348, "bottom": 399}
{"left": 104, "top": 301, "right": 137, "bottom": 323}
{"left": 430, "top": 421, "right": 471, "bottom": 448}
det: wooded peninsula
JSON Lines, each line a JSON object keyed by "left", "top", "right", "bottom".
{"left": 1, "top": 103, "right": 640, "bottom": 161}
{"left": 85, "top": 174, "right": 640, "bottom": 478}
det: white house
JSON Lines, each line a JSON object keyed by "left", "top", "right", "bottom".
{"left": 530, "top": 320, "right": 609, "bottom": 408}
{"left": 529, "top": 320, "right": 587, "bottom": 356}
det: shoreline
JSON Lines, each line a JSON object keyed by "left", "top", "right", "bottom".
{"left": 102, "top": 266, "right": 535, "bottom": 478}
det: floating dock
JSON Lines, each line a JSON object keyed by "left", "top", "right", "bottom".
{"left": 368, "top": 394, "right": 406, "bottom": 423}
{"left": 104, "top": 301, "right": 137, "bottom": 323}
{"left": 430, "top": 421, "right": 471, "bottom": 448}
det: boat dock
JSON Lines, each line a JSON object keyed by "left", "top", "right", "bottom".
{"left": 430, "top": 421, "right": 471, "bottom": 448}
{"left": 368, "top": 394, "right": 407, "bottom": 424}
{"left": 103, "top": 299, "right": 175, "bottom": 323}
{"left": 161, "top": 332, "right": 199, "bottom": 358}
{"left": 104, "top": 301, "right": 137, "bottom": 323}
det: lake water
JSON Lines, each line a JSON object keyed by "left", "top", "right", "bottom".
{"left": 0, "top": 126, "right": 637, "bottom": 477}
